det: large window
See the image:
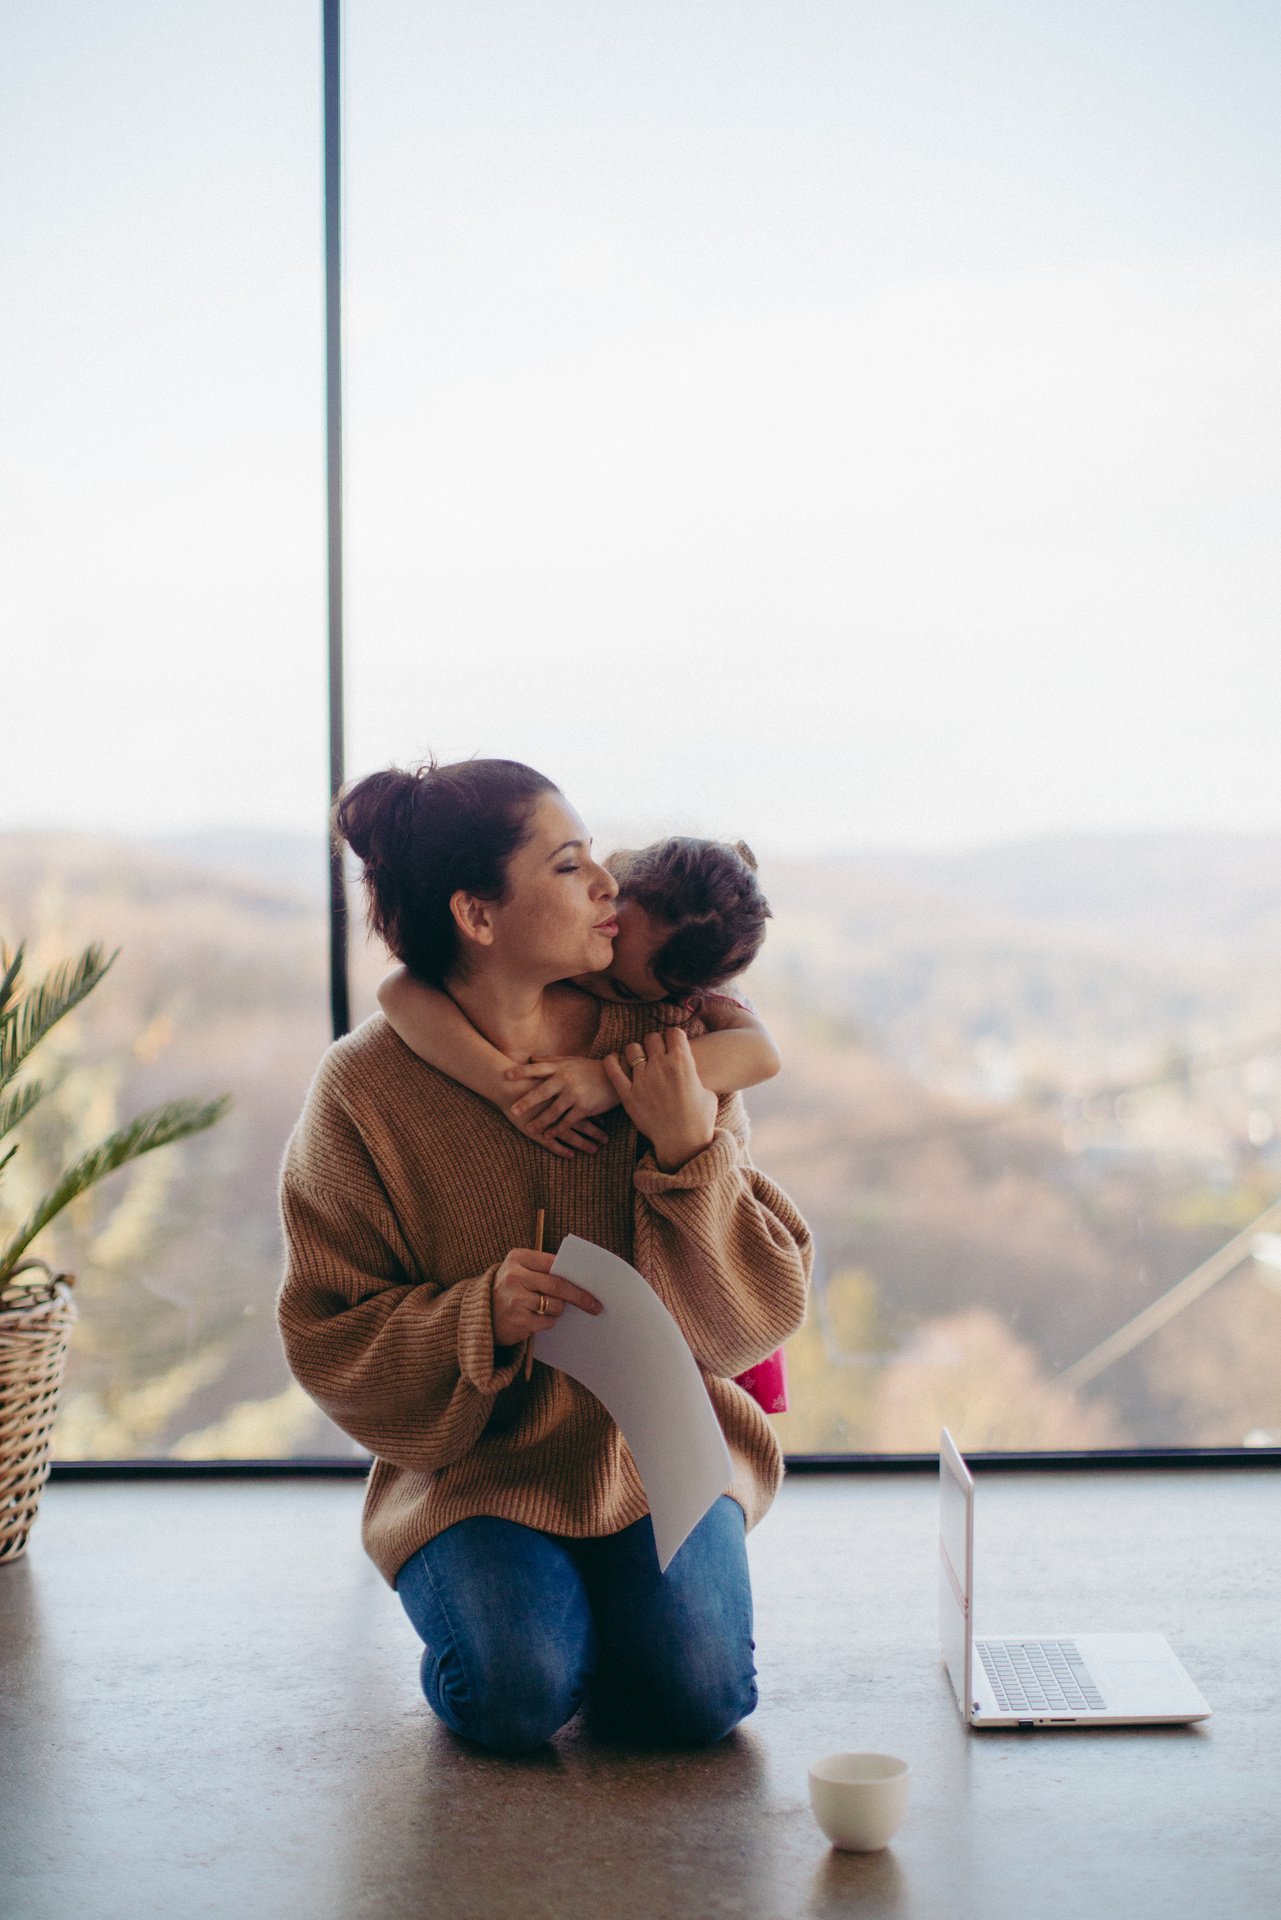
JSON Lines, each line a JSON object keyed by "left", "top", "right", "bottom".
{"left": 4, "top": 3, "right": 1279, "bottom": 1459}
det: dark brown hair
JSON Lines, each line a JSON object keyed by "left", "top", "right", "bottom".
{"left": 605, "top": 837, "right": 771, "bottom": 997}
{"left": 332, "top": 758, "right": 558, "bottom": 986}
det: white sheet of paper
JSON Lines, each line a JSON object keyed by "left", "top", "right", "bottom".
{"left": 533, "top": 1233, "right": 733, "bottom": 1572}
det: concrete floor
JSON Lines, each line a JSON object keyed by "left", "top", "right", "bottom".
{"left": 2, "top": 1468, "right": 1277, "bottom": 1920}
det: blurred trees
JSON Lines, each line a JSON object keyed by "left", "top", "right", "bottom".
{"left": 4, "top": 829, "right": 1279, "bottom": 1457}
{"left": 2, "top": 837, "right": 344, "bottom": 1460}
{"left": 776, "top": 1272, "right": 1124, "bottom": 1455}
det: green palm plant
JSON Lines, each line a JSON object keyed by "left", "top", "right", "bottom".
{"left": 0, "top": 942, "right": 230, "bottom": 1301}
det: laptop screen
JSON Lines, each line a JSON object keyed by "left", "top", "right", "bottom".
{"left": 938, "top": 1428, "right": 974, "bottom": 1716}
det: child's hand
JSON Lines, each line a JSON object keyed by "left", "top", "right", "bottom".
{"left": 603, "top": 1028, "right": 718, "bottom": 1172}
{"left": 503, "top": 1057, "right": 617, "bottom": 1157}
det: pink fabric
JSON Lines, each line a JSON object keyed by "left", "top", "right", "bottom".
{"left": 733, "top": 1348, "right": 789, "bottom": 1413}
{"left": 687, "top": 988, "right": 757, "bottom": 1017}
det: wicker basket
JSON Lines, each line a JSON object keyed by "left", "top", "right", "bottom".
{"left": 0, "top": 1259, "right": 78, "bottom": 1564}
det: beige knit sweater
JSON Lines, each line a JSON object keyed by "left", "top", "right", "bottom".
{"left": 276, "top": 997, "right": 813, "bottom": 1587}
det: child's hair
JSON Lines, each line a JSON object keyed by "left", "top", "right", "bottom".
{"left": 605, "top": 837, "right": 771, "bottom": 997}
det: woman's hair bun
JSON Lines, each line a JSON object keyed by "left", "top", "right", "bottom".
{"left": 328, "top": 756, "right": 558, "bottom": 986}
{"left": 332, "top": 765, "right": 425, "bottom": 867}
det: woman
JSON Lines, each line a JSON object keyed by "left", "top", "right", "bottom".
{"left": 277, "top": 757, "right": 812, "bottom": 1753}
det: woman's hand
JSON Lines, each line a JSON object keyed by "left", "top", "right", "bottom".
{"left": 602, "top": 1027, "right": 719, "bottom": 1172}
{"left": 502, "top": 1057, "right": 615, "bottom": 1157}
{"left": 490, "top": 1247, "right": 603, "bottom": 1349}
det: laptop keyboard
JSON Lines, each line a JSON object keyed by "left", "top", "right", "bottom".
{"left": 978, "top": 1639, "right": 1107, "bottom": 1714}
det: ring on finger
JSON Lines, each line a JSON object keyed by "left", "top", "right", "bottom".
{"left": 536, "top": 1292, "right": 548, "bottom": 1317}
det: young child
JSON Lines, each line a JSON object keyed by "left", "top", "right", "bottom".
{"left": 377, "top": 835, "right": 790, "bottom": 1413}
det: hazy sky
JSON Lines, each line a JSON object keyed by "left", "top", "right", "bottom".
{"left": 3, "top": 1, "right": 1279, "bottom": 855}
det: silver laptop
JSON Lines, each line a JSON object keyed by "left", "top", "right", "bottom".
{"left": 939, "top": 1427, "right": 1211, "bottom": 1728}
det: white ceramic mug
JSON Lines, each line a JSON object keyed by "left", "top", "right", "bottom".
{"left": 807, "top": 1751, "right": 910, "bottom": 1852}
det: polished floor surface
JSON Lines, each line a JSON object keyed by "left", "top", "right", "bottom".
{"left": 2, "top": 1468, "right": 1277, "bottom": 1920}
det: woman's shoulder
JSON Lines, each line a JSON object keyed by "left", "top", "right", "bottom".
{"left": 291, "top": 1015, "right": 491, "bottom": 1180}
{"left": 307, "top": 1013, "right": 440, "bottom": 1108}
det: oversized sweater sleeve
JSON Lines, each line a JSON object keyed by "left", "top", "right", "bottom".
{"left": 631, "top": 1090, "right": 812, "bottom": 1379}
{"left": 276, "top": 1055, "right": 523, "bottom": 1472}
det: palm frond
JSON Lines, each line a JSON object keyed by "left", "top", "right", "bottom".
{"left": 0, "top": 1141, "right": 16, "bottom": 1179}
{"left": 0, "top": 945, "right": 24, "bottom": 1022}
{"left": 0, "top": 944, "right": 118, "bottom": 1091}
{"left": 0, "top": 1094, "right": 232, "bottom": 1282}
{"left": 0, "top": 1074, "right": 45, "bottom": 1143}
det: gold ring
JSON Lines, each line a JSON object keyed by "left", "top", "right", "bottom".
{"left": 536, "top": 1293, "right": 547, "bottom": 1317}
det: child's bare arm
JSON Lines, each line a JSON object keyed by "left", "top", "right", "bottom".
{"left": 377, "top": 967, "right": 515, "bottom": 1102}
{"left": 503, "top": 996, "right": 781, "bottom": 1142}
{"left": 688, "top": 995, "right": 782, "bottom": 1094}
{"left": 377, "top": 968, "right": 606, "bottom": 1158}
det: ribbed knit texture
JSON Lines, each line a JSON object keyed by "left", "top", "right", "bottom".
{"left": 276, "top": 1000, "right": 813, "bottom": 1587}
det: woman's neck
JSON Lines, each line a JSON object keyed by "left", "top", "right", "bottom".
{"left": 443, "top": 970, "right": 596, "bottom": 1063}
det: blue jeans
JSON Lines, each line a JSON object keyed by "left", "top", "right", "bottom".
{"left": 394, "top": 1496, "right": 757, "bottom": 1755}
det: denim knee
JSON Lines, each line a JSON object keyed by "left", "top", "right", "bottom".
{"left": 397, "top": 1519, "right": 598, "bottom": 1755}
{"left": 653, "top": 1659, "right": 759, "bottom": 1747}
{"left": 601, "top": 1645, "right": 758, "bottom": 1747}
{"left": 423, "top": 1636, "right": 589, "bottom": 1755}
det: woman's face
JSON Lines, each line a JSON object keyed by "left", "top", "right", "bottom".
{"left": 479, "top": 792, "right": 620, "bottom": 982}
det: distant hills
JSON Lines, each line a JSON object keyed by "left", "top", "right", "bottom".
{"left": 141, "top": 829, "right": 332, "bottom": 903}
{"left": 852, "top": 832, "right": 1281, "bottom": 949}
{"left": 115, "top": 823, "right": 1281, "bottom": 950}
{"left": 6, "top": 825, "right": 1280, "bottom": 1081}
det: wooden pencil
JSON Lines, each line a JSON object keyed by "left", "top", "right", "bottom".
{"left": 523, "top": 1207, "right": 545, "bottom": 1380}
